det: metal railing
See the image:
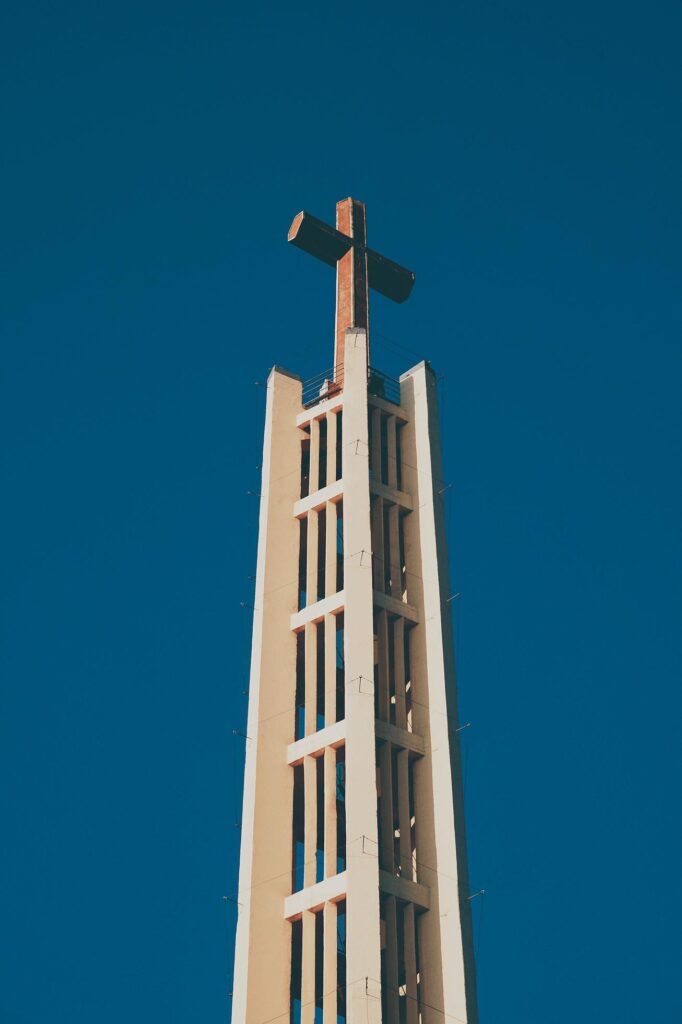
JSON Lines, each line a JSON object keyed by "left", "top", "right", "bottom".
{"left": 302, "top": 362, "right": 401, "bottom": 410}
{"left": 368, "top": 366, "right": 401, "bottom": 406}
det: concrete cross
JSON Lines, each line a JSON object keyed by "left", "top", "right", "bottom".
{"left": 288, "top": 197, "right": 415, "bottom": 373}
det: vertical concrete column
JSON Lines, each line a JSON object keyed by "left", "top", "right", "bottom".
{"left": 324, "top": 614, "right": 338, "bottom": 727}
{"left": 396, "top": 750, "right": 413, "bottom": 881}
{"left": 324, "top": 746, "right": 337, "bottom": 877}
{"left": 306, "top": 509, "right": 319, "bottom": 606}
{"left": 370, "top": 406, "right": 382, "bottom": 481}
{"left": 304, "top": 756, "right": 318, "bottom": 888}
{"left": 386, "top": 414, "right": 398, "bottom": 489}
{"left": 388, "top": 505, "right": 401, "bottom": 599}
{"left": 325, "top": 500, "right": 338, "bottom": 598}
{"left": 323, "top": 901, "right": 338, "bottom": 1024}
{"left": 232, "top": 368, "right": 302, "bottom": 1024}
{"left": 384, "top": 896, "right": 400, "bottom": 1022}
{"left": 376, "top": 609, "right": 390, "bottom": 721}
{"left": 301, "top": 909, "right": 317, "bottom": 1024}
{"left": 370, "top": 496, "right": 384, "bottom": 591}
{"left": 378, "top": 743, "right": 394, "bottom": 873}
{"left": 309, "top": 418, "right": 320, "bottom": 494}
{"left": 393, "top": 618, "right": 407, "bottom": 730}
{"left": 403, "top": 904, "right": 419, "bottom": 1024}
{"left": 304, "top": 622, "right": 317, "bottom": 736}
{"left": 341, "top": 328, "right": 382, "bottom": 1024}
{"left": 327, "top": 411, "right": 338, "bottom": 485}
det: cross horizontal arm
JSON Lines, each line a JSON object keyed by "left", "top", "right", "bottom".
{"left": 288, "top": 211, "right": 352, "bottom": 268}
{"left": 288, "top": 210, "right": 416, "bottom": 304}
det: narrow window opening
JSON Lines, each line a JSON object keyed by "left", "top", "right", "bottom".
{"left": 290, "top": 918, "right": 302, "bottom": 1024}
{"left": 298, "top": 518, "right": 308, "bottom": 610}
{"left": 335, "top": 615, "right": 345, "bottom": 721}
{"left": 336, "top": 746, "right": 346, "bottom": 872}
{"left": 388, "top": 616, "right": 397, "bottom": 726}
{"left": 314, "top": 909, "right": 324, "bottom": 1022}
{"left": 295, "top": 632, "right": 305, "bottom": 740}
{"left": 398, "top": 512, "right": 407, "bottom": 600}
{"left": 318, "top": 418, "right": 328, "bottom": 490}
{"left": 367, "top": 409, "right": 374, "bottom": 480}
{"left": 391, "top": 747, "right": 401, "bottom": 875}
{"left": 336, "top": 411, "right": 343, "bottom": 481}
{"left": 383, "top": 504, "right": 391, "bottom": 593}
{"left": 292, "top": 764, "right": 305, "bottom": 892}
{"left": 337, "top": 900, "right": 347, "bottom": 1023}
{"left": 316, "top": 623, "right": 325, "bottom": 732}
{"left": 404, "top": 626, "right": 413, "bottom": 732}
{"left": 300, "top": 438, "right": 311, "bottom": 499}
{"left": 380, "top": 414, "right": 389, "bottom": 484}
{"left": 316, "top": 756, "right": 325, "bottom": 882}
{"left": 317, "top": 508, "right": 326, "bottom": 602}
{"left": 336, "top": 501, "right": 344, "bottom": 591}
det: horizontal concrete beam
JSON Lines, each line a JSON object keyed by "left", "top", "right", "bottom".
{"left": 379, "top": 870, "right": 430, "bottom": 911}
{"left": 296, "top": 393, "right": 344, "bottom": 428}
{"left": 373, "top": 589, "right": 419, "bottom": 624}
{"left": 291, "top": 591, "right": 345, "bottom": 631}
{"left": 287, "top": 721, "right": 346, "bottom": 765}
{"left": 369, "top": 479, "right": 413, "bottom": 512}
{"left": 294, "top": 479, "right": 344, "bottom": 519}
{"left": 368, "top": 393, "right": 409, "bottom": 422}
{"left": 284, "top": 872, "right": 348, "bottom": 920}
{"left": 375, "top": 720, "right": 425, "bottom": 757}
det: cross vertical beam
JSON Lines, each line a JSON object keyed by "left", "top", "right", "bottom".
{"left": 335, "top": 198, "right": 369, "bottom": 372}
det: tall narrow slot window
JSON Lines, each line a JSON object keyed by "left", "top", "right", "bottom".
{"left": 292, "top": 764, "right": 305, "bottom": 892}
{"left": 290, "top": 918, "right": 302, "bottom": 1024}
{"left": 295, "top": 632, "right": 305, "bottom": 740}
{"left": 336, "top": 746, "right": 346, "bottom": 872}
{"left": 300, "top": 436, "right": 311, "bottom": 499}
{"left": 336, "top": 410, "right": 343, "bottom": 480}
{"left": 314, "top": 910, "right": 324, "bottom": 1023}
{"left": 298, "top": 518, "right": 308, "bottom": 610}
{"left": 367, "top": 409, "right": 374, "bottom": 479}
{"left": 336, "top": 900, "right": 347, "bottom": 1022}
{"left": 316, "top": 622, "right": 325, "bottom": 731}
{"left": 383, "top": 504, "right": 392, "bottom": 593}
{"left": 408, "top": 758, "right": 417, "bottom": 882}
{"left": 391, "top": 747, "right": 401, "bottom": 874}
{"left": 335, "top": 615, "right": 345, "bottom": 722}
{"left": 317, "top": 508, "right": 326, "bottom": 602}
{"left": 404, "top": 626, "right": 413, "bottom": 732}
{"left": 316, "top": 756, "right": 325, "bottom": 882}
{"left": 380, "top": 414, "right": 389, "bottom": 484}
{"left": 336, "top": 501, "right": 344, "bottom": 591}
{"left": 318, "top": 417, "right": 328, "bottom": 490}
{"left": 388, "top": 616, "right": 396, "bottom": 725}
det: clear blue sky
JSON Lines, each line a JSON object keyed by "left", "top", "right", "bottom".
{"left": 2, "top": 1, "right": 681, "bottom": 1021}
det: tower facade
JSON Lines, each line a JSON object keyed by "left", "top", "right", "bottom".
{"left": 231, "top": 200, "right": 478, "bottom": 1024}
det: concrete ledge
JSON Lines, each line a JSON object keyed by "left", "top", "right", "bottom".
{"left": 290, "top": 591, "right": 345, "bottom": 631}
{"left": 294, "top": 479, "right": 344, "bottom": 519}
{"left": 368, "top": 393, "right": 409, "bottom": 422}
{"left": 379, "top": 871, "right": 430, "bottom": 911}
{"left": 284, "top": 872, "right": 348, "bottom": 920}
{"left": 375, "top": 720, "right": 425, "bottom": 757}
{"left": 373, "top": 590, "right": 419, "bottom": 624}
{"left": 369, "top": 478, "right": 413, "bottom": 512}
{"left": 296, "top": 392, "right": 344, "bottom": 427}
{"left": 287, "top": 721, "right": 346, "bottom": 765}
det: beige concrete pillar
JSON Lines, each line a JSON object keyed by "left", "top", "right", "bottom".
{"left": 393, "top": 617, "right": 407, "bottom": 730}
{"left": 325, "top": 500, "right": 338, "bottom": 598}
{"left": 306, "top": 509, "right": 319, "bottom": 607}
{"left": 323, "top": 901, "right": 338, "bottom": 1024}
{"left": 386, "top": 414, "right": 398, "bottom": 489}
{"left": 309, "top": 417, "right": 320, "bottom": 494}
{"left": 384, "top": 896, "right": 400, "bottom": 1023}
{"left": 231, "top": 367, "right": 302, "bottom": 1024}
{"left": 341, "top": 329, "right": 382, "bottom": 1024}
{"left": 403, "top": 903, "right": 419, "bottom": 1024}
{"left": 324, "top": 613, "right": 338, "bottom": 727}
{"left": 304, "top": 756, "right": 318, "bottom": 888}
{"left": 304, "top": 621, "right": 317, "bottom": 736}
{"left": 327, "top": 411, "right": 338, "bottom": 485}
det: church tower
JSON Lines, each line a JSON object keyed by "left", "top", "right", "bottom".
{"left": 231, "top": 199, "right": 478, "bottom": 1024}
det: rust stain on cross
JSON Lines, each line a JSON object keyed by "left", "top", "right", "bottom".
{"left": 288, "top": 197, "right": 416, "bottom": 376}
